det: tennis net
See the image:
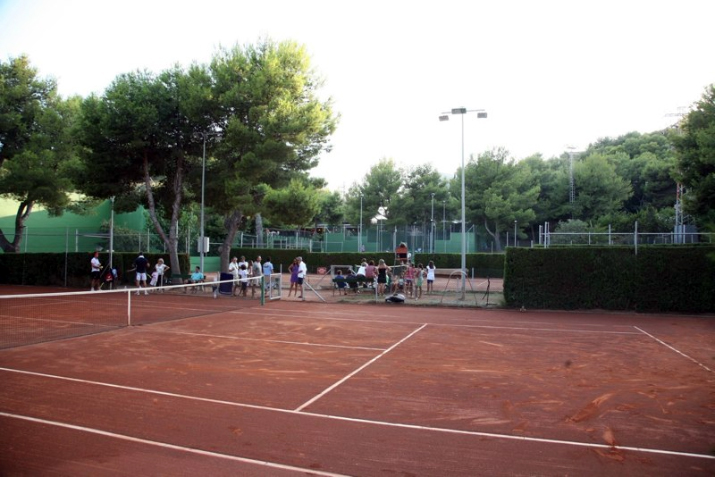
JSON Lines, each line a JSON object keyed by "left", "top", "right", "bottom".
{"left": 0, "top": 275, "right": 274, "bottom": 350}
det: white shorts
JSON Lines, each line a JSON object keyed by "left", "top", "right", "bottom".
{"left": 136, "top": 272, "right": 147, "bottom": 282}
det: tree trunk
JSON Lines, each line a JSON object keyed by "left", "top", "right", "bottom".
{"left": 219, "top": 210, "right": 243, "bottom": 273}
{"left": 141, "top": 152, "right": 184, "bottom": 281}
{"left": 0, "top": 200, "right": 34, "bottom": 252}
{"left": 255, "top": 213, "right": 264, "bottom": 246}
{"left": 483, "top": 218, "right": 502, "bottom": 252}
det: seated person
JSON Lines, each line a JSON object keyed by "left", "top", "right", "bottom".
{"left": 347, "top": 269, "right": 360, "bottom": 293}
{"left": 334, "top": 269, "right": 348, "bottom": 295}
{"left": 189, "top": 266, "right": 205, "bottom": 293}
{"left": 391, "top": 272, "right": 405, "bottom": 294}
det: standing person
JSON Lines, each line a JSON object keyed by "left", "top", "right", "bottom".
{"left": 414, "top": 263, "right": 425, "bottom": 299}
{"left": 288, "top": 258, "right": 299, "bottom": 297}
{"left": 262, "top": 256, "right": 274, "bottom": 293}
{"left": 228, "top": 256, "right": 240, "bottom": 296}
{"left": 238, "top": 255, "right": 248, "bottom": 271}
{"left": 134, "top": 252, "right": 150, "bottom": 295}
{"left": 296, "top": 256, "right": 307, "bottom": 300}
{"left": 426, "top": 260, "right": 436, "bottom": 295}
{"left": 238, "top": 264, "right": 248, "bottom": 297}
{"left": 365, "top": 260, "right": 377, "bottom": 289}
{"left": 154, "top": 258, "right": 170, "bottom": 291}
{"left": 251, "top": 256, "right": 263, "bottom": 298}
{"left": 404, "top": 261, "right": 415, "bottom": 297}
{"left": 376, "top": 259, "right": 390, "bottom": 296}
{"left": 90, "top": 251, "right": 102, "bottom": 291}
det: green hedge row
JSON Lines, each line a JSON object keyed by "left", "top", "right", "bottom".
{"left": 0, "top": 252, "right": 190, "bottom": 289}
{"left": 503, "top": 246, "right": 715, "bottom": 312}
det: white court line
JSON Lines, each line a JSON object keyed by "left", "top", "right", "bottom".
{"left": 231, "top": 310, "right": 640, "bottom": 335}
{"left": 294, "top": 324, "right": 428, "bottom": 412}
{"left": 634, "top": 326, "right": 713, "bottom": 373}
{"left": 143, "top": 328, "right": 386, "bottom": 351}
{"left": 1, "top": 367, "right": 713, "bottom": 461}
{"left": 0, "top": 411, "right": 350, "bottom": 477}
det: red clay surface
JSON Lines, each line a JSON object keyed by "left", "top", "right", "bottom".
{"left": 1, "top": 295, "right": 714, "bottom": 476}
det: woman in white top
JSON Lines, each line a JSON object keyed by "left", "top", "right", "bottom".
{"left": 426, "top": 261, "right": 436, "bottom": 295}
{"left": 154, "top": 258, "right": 170, "bottom": 289}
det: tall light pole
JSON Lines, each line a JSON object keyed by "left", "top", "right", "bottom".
{"left": 440, "top": 108, "right": 487, "bottom": 298}
{"left": 514, "top": 219, "right": 518, "bottom": 247}
{"left": 200, "top": 133, "right": 207, "bottom": 273}
{"left": 430, "top": 193, "right": 435, "bottom": 254}
{"left": 359, "top": 193, "right": 363, "bottom": 252}
{"left": 442, "top": 200, "right": 446, "bottom": 253}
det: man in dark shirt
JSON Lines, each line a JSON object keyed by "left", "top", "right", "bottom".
{"left": 134, "top": 252, "right": 150, "bottom": 295}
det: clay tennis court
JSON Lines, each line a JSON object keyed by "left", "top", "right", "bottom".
{"left": 0, "top": 287, "right": 714, "bottom": 475}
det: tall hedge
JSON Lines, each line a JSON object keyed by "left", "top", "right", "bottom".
{"left": 504, "top": 246, "right": 715, "bottom": 312}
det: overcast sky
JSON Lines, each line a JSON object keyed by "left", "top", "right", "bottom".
{"left": 1, "top": 0, "right": 713, "bottom": 193}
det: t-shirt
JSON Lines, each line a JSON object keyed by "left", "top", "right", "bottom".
{"left": 228, "top": 261, "right": 239, "bottom": 277}
{"left": 91, "top": 257, "right": 101, "bottom": 272}
{"left": 155, "top": 263, "right": 168, "bottom": 275}
{"left": 263, "top": 262, "right": 274, "bottom": 275}
{"left": 135, "top": 255, "right": 149, "bottom": 273}
{"left": 297, "top": 262, "right": 307, "bottom": 278}
{"left": 191, "top": 271, "right": 204, "bottom": 281}
{"left": 252, "top": 261, "right": 263, "bottom": 277}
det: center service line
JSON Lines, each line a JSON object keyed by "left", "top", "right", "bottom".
{"left": 294, "top": 323, "right": 428, "bottom": 412}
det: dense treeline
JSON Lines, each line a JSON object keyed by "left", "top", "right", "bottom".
{"left": 1, "top": 50, "right": 713, "bottom": 269}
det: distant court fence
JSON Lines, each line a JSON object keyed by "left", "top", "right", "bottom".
{"left": 4, "top": 222, "right": 711, "bottom": 256}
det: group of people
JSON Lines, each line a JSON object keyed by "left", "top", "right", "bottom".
{"left": 348, "top": 258, "right": 436, "bottom": 299}
{"left": 287, "top": 256, "right": 308, "bottom": 299}
{"left": 90, "top": 251, "right": 207, "bottom": 295}
{"left": 228, "top": 255, "right": 274, "bottom": 298}
{"left": 130, "top": 253, "right": 173, "bottom": 295}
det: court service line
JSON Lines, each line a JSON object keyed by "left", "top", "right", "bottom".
{"left": 0, "top": 411, "right": 350, "bottom": 477}
{"left": 231, "top": 310, "right": 639, "bottom": 334}
{"left": 634, "top": 326, "right": 713, "bottom": 373}
{"left": 2, "top": 367, "right": 713, "bottom": 461}
{"left": 143, "top": 328, "right": 386, "bottom": 351}
{"left": 293, "top": 323, "right": 429, "bottom": 412}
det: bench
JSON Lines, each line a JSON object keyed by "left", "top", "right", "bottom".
{"left": 332, "top": 276, "right": 367, "bottom": 295}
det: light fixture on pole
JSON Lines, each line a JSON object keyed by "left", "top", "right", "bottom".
{"left": 430, "top": 193, "right": 435, "bottom": 254}
{"left": 439, "top": 108, "right": 487, "bottom": 299}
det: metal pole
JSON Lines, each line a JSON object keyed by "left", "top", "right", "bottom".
{"left": 430, "top": 193, "right": 435, "bottom": 254}
{"left": 514, "top": 220, "right": 517, "bottom": 247}
{"left": 460, "top": 113, "right": 466, "bottom": 299}
{"left": 443, "top": 200, "right": 446, "bottom": 253}
{"left": 359, "top": 194, "right": 363, "bottom": 252}
{"left": 200, "top": 133, "right": 206, "bottom": 273}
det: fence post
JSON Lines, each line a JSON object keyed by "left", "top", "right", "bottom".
{"left": 634, "top": 221, "right": 638, "bottom": 255}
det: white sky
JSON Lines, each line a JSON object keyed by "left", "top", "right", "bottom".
{"left": 1, "top": 0, "right": 713, "bottom": 193}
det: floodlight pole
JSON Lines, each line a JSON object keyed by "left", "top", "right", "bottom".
{"left": 200, "top": 134, "right": 207, "bottom": 273}
{"left": 440, "top": 108, "right": 487, "bottom": 299}
{"left": 442, "top": 200, "right": 446, "bottom": 253}
{"left": 359, "top": 193, "right": 363, "bottom": 252}
{"left": 430, "top": 193, "right": 435, "bottom": 254}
